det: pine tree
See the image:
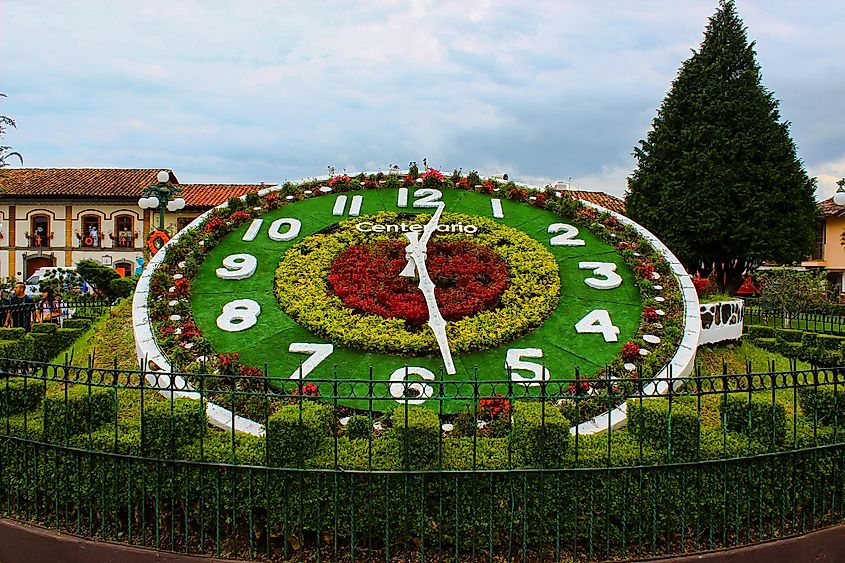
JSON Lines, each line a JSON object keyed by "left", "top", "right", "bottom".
{"left": 625, "top": 0, "right": 817, "bottom": 289}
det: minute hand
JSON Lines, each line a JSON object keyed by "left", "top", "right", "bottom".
{"left": 400, "top": 204, "right": 456, "bottom": 375}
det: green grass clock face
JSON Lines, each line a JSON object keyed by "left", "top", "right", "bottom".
{"left": 189, "top": 186, "right": 643, "bottom": 412}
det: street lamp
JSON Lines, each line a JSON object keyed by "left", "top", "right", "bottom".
{"left": 139, "top": 170, "right": 186, "bottom": 230}
{"left": 834, "top": 178, "right": 845, "bottom": 207}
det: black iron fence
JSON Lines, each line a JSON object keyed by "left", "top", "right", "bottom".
{"left": 2, "top": 357, "right": 845, "bottom": 560}
{"left": 745, "top": 305, "right": 845, "bottom": 336}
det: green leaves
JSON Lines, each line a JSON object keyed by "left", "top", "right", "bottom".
{"left": 626, "top": 0, "right": 816, "bottom": 285}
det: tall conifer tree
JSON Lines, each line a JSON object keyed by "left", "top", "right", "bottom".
{"left": 625, "top": 0, "right": 816, "bottom": 288}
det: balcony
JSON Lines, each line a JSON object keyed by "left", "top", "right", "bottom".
{"left": 76, "top": 230, "right": 106, "bottom": 248}
{"left": 24, "top": 231, "right": 54, "bottom": 248}
{"left": 110, "top": 230, "right": 139, "bottom": 248}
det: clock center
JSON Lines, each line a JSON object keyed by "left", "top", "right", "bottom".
{"left": 327, "top": 239, "right": 509, "bottom": 326}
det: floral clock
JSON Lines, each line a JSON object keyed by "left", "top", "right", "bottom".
{"left": 137, "top": 168, "right": 699, "bottom": 419}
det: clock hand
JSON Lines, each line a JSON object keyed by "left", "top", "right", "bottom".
{"left": 399, "top": 203, "right": 456, "bottom": 375}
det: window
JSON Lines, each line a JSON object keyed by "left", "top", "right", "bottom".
{"left": 29, "top": 215, "right": 50, "bottom": 247}
{"left": 812, "top": 221, "right": 826, "bottom": 260}
{"left": 81, "top": 215, "right": 102, "bottom": 248}
{"left": 114, "top": 215, "right": 134, "bottom": 247}
{"left": 114, "top": 260, "right": 133, "bottom": 277}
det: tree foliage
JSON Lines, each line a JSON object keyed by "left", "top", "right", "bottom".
{"left": 0, "top": 93, "right": 23, "bottom": 167}
{"left": 76, "top": 259, "right": 132, "bottom": 299}
{"left": 757, "top": 268, "right": 828, "bottom": 322}
{"left": 625, "top": 0, "right": 817, "bottom": 289}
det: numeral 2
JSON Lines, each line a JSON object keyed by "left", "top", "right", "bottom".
{"left": 548, "top": 223, "right": 585, "bottom": 246}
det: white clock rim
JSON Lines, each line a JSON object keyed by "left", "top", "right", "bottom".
{"left": 132, "top": 171, "right": 701, "bottom": 437}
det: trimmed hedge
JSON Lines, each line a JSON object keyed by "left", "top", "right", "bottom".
{"left": 720, "top": 393, "right": 787, "bottom": 447}
{"left": 389, "top": 405, "right": 440, "bottom": 469}
{"left": 798, "top": 386, "right": 845, "bottom": 427}
{"left": 627, "top": 397, "right": 700, "bottom": 461}
{"left": 512, "top": 401, "right": 569, "bottom": 467}
{"left": 0, "top": 377, "right": 45, "bottom": 416}
{"left": 266, "top": 400, "right": 333, "bottom": 465}
{"left": 42, "top": 384, "right": 117, "bottom": 442}
{"left": 745, "top": 325, "right": 774, "bottom": 339}
{"left": 141, "top": 397, "right": 207, "bottom": 458}
{"left": 61, "top": 318, "right": 93, "bottom": 330}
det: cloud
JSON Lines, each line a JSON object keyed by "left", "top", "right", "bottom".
{"left": 0, "top": 0, "right": 843, "bottom": 201}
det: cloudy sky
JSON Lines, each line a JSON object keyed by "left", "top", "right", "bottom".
{"left": 2, "top": 1, "right": 844, "bottom": 199}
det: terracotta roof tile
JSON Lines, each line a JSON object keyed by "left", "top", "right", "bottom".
{"left": 179, "top": 184, "right": 270, "bottom": 208}
{"left": 556, "top": 189, "right": 626, "bottom": 215}
{"left": 0, "top": 168, "right": 175, "bottom": 198}
{"left": 818, "top": 197, "right": 844, "bottom": 217}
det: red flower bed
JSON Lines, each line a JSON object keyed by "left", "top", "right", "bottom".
{"left": 328, "top": 240, "right": 509, "bottom": 325}
{"left": 479, "top": 394, "right": 511, "bottom": 420}
{"left": 621, "top": 342, "right": 641, "bottom": 360}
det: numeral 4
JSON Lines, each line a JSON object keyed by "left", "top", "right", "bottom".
{"left": 548, "top": 223, "right": 585, "bottom": 246}
{"left": 578, "top": 262, "right": 622, "bottom": 289}
{"left": 575, "top": 310, "right": 619, "bottom": 342}
{"left": 288, "top": 343, "right": 334, "bottom": 380}
{"left": 505, "top": 348, "right": 551, "bottom": 386}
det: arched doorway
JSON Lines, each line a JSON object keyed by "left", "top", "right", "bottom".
{"left": 24, "top": 255, "right": 56, "bottom": 279}
{"left": 114, "top": 260, "right": 133, "bottom": 277}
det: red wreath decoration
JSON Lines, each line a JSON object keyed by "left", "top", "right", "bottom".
{"left": 147, "top": 230, "right": 171, "bottom": 255}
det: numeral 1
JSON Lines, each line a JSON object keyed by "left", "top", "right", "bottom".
{"left": 333, "top": 194, "right": 363, "bottom": 216}
{"left": 491, "top": 198, "right": 504, "bottom": 218}
{"left": 242, "top": 219, "right": 263, "bottom": 241}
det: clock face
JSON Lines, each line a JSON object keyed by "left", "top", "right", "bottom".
{"left": 169, "top": 176, "right": 675, "bottom": 413}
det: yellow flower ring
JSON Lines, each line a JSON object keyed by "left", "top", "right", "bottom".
{"left": 274, "top": 212, "right": 561, "bottom": 356}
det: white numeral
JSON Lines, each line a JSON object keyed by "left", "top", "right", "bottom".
{"left": 397, "top": 187, "right": 409, "bottom": 207}
{"left": 575, "top": 310, "right": 619, "bottom": 342}
{"left": 242, "top": 219, "right": 264, "bottom": 241}
{"left": 505, "top": 348, "right": 550, "bottom": 386}
{"left": 389, "top": 366, "right": 435, "bottom": 404}
{"left": 412, "top": 188, "right": 443, "bottom": 208}
{"left": 216, "top": 299, "right": 260, "bottom": 332}
{"left": 215, "top": 254, "right": 257, "bottom": 280}
{"left": 548, "top": 223, "right": 585, "bottom": 246}
{"left": 491, "top": 198, "right": 504, "bottom": 218}
{"left": 333, "top": 194, "right": 363, "bottom": 216}
{"left": 288, "top": 343, "right": 334, "bottom": 380}
{"left": 578, "top": 262, "right": 622, "bottom": 289}
{"left": 268, "top": 218, "right": 302, "bottom": 241}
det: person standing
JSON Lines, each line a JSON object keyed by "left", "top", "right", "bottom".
{"left": 9, "top": 281, "right": 35, "bottom": 331}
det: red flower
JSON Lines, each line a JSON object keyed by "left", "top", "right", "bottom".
{"left": 479, "top": 394, "right": 511, "bottom": 421}
{"left": 566, "top": 380, "right": 592, "bottom": 395}
{"left": 603, "top": 216, "right": 618, "bottom": 227}
{"left": 292, "top": 382, "right": 320, "bottom": 397}
{"left": 621, "top": 342, "right": 641, "bottom": 360}
{"left": 636, "top": 260, "right": 656, "bottom": 279}
{"left": 239, "top": 365, "right": 264, "bottom": 378}
{"left": 179, "top": 321, "right": 201, "bottom": 343}
{"left": 229, "top": 210, "right": 252, "bottom": 225}
{"left": 173, "top": 278, "right": 191, "bottom": 297}
{"left": 643, "top": 307, "right": 658, "bottom": 322}
{"left": 421, "top": 168, "right": 445, "bottom": 186}
{"left": 329, "top": 175, "right": 352, "bottom": 188}
{"left": 327, "top": 240, "right": 509, "bottom": 325}
{"left": 203, "top": 217, "right": 226, "bottom": 233}
{"left": 692, "top": 275, "right": 710, "bottom": 294}
{"left": 479, "top": 180, "right": 494, "bottom": 194}
{"left": 531, "top": 192, "right": 547, "bottom": 207}
{"left": 265, "top": 193, "right": 279, "bottom": 208}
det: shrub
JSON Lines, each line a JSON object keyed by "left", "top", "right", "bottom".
{"left": 511, "top": 401, "right": 569, "bottom": 467}
{"left": 141, "top": 398, "right": 207, "bottom": 458}
{"left": 0, "top": 328, "right": 26, "bottom": 341}
{"left": 627, "top": 397, "right": 700, "bottom": 461}
{"left": 61, "top": 318, "right": 93, "bottom": 330}
{"left": 266, "top": 400, "right": 333, "bottom": 465}
{"left": 798, "top": 386, "right": 845, "bottom": 427}
{"left": 0, "top": 377, "right": 45, "bottom": 416}
{"left": 388, "top": 405, "right": 440, "bottom": 469}
{"left": 774, "top": 328, "right": 803, "bottom": 343}
{"left": 42, "top": 384, "right": 117, "bottom": 442}
{"left": 744, "top": 325, "right": 774, "bottom": 339}
{"left": 109, "top": 277, "right": 136, "bottom": 298}
{"left": 345, "top": 414, "right": 371, "bottom": 440}
{"left": 720, "top": 393, "right": 787, "bottom": 448}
